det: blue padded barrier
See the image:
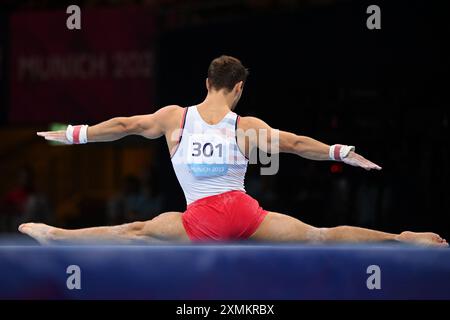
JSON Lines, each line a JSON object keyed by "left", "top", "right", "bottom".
{"left": 0, "top": 243, "right": 449, "bottom": 299}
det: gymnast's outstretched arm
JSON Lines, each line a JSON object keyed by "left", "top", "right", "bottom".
{"left": 237, "top": 116, "right": 382, "bottom": 171}
{"left": 36, "top": 105, "right": 182, "bottom": 144}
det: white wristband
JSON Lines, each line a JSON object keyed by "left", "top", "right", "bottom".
{"left": 329, "top": 144, "right": 355, "bottom": 161}
{"left": 65, "top": 125, "right": 74, "bottom": 144}
{"left": 79, "top": 125, "right": 88, "bottom": 144}
{"left": 65, "top": 124, "right": 89, "bottom": 144}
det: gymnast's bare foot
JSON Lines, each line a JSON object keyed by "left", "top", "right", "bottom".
{"left": 18, "top": 223, "right": 57, "bottom": 245}
{"left": 396, "top": 231, "right": 448, "bottom": 247}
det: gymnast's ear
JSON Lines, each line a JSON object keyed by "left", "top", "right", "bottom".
{"left": 206, "top": 78, "right": 211, "bottom": 91}
{"left": 234, "top": 81, "right": 244, "bottom": 93}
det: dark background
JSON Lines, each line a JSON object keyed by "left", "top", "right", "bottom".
{"left": 0, "top": 0, "right": 449, "bottom": 240}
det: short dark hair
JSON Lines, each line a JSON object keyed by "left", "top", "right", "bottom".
{"left": 207, "top": 55, "right": 249, "bottom": 92}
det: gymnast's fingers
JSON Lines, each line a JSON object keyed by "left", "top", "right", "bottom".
{"left": 361, "top": 157, "right": 382, "bottom": 170}
{"left": 352, "top": 153, "right": 382, "bottom": 171}
{"left": 37, "top": 130, "right": 65, "bottom": 137}
{"left": 44, "top": 135, "right": 70, "bottom": 144}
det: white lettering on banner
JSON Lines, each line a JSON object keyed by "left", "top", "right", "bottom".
{"left": 16, "top": 51, "right": 154, "bottom": 81}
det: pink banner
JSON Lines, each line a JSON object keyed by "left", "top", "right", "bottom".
{"left": 9, "top": 7, "right": 156, "bottom": 124}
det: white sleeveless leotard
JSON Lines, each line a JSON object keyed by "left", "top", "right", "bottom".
{"left": 171, "top": 105, "right": 248, "bottom": 205}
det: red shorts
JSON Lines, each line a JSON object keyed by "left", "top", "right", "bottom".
{"left": 181, "top": 190, "right": 268, "bottom": 241}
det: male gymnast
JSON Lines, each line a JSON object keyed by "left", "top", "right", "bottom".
{"left": 19, "top": 55, "right": 447, "bottom": 247}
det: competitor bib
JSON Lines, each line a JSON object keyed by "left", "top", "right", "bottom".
{"left": 187, "top": 134, "right": 229, "bottom": 177}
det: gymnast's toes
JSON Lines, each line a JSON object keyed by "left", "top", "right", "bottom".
{"left": 18, "top": 223, "right": 54, "bottom": 245}
{"left": 397, "top": 231, "right": 448, "bottom": 247}
{"left": 18, "top": 223, "right": 33, "bottom": 233}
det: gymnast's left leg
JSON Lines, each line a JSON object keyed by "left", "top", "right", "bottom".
{"left": 18, "top": 211, "right": 189, "bottom": 244}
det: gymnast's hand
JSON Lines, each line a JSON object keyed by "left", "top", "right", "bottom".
{"left": 37, "top": 124, "right": 89, "bottom": 144}
{"left": 37, "top": 130, "right": 71, "bottom": 144}
{"left": 343, "top": 151, "right": 382, "bottom": 171}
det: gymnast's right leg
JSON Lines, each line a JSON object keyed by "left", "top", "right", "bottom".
{"left": 250, "top": 211, "right": 448, "bottom": 247}
{"left": 18, "top": 211, "right": 190, "bottom": 244}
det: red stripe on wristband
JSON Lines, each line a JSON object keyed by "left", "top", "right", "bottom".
{"left": 334, "top": 144, "right": 342, "bottom": 161}
{"left": 73, "top": 125, "right": 81, "bottom": 144}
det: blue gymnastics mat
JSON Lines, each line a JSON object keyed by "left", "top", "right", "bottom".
{"left": 0, "top": 243, "right": 449, "bottom": 299}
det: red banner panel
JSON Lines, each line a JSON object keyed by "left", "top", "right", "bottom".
{"left": 0, "top": 11, "right": 6, "bottom": 117}
{"left": 9, "top": 7, "right": 156, "bottom": 124}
